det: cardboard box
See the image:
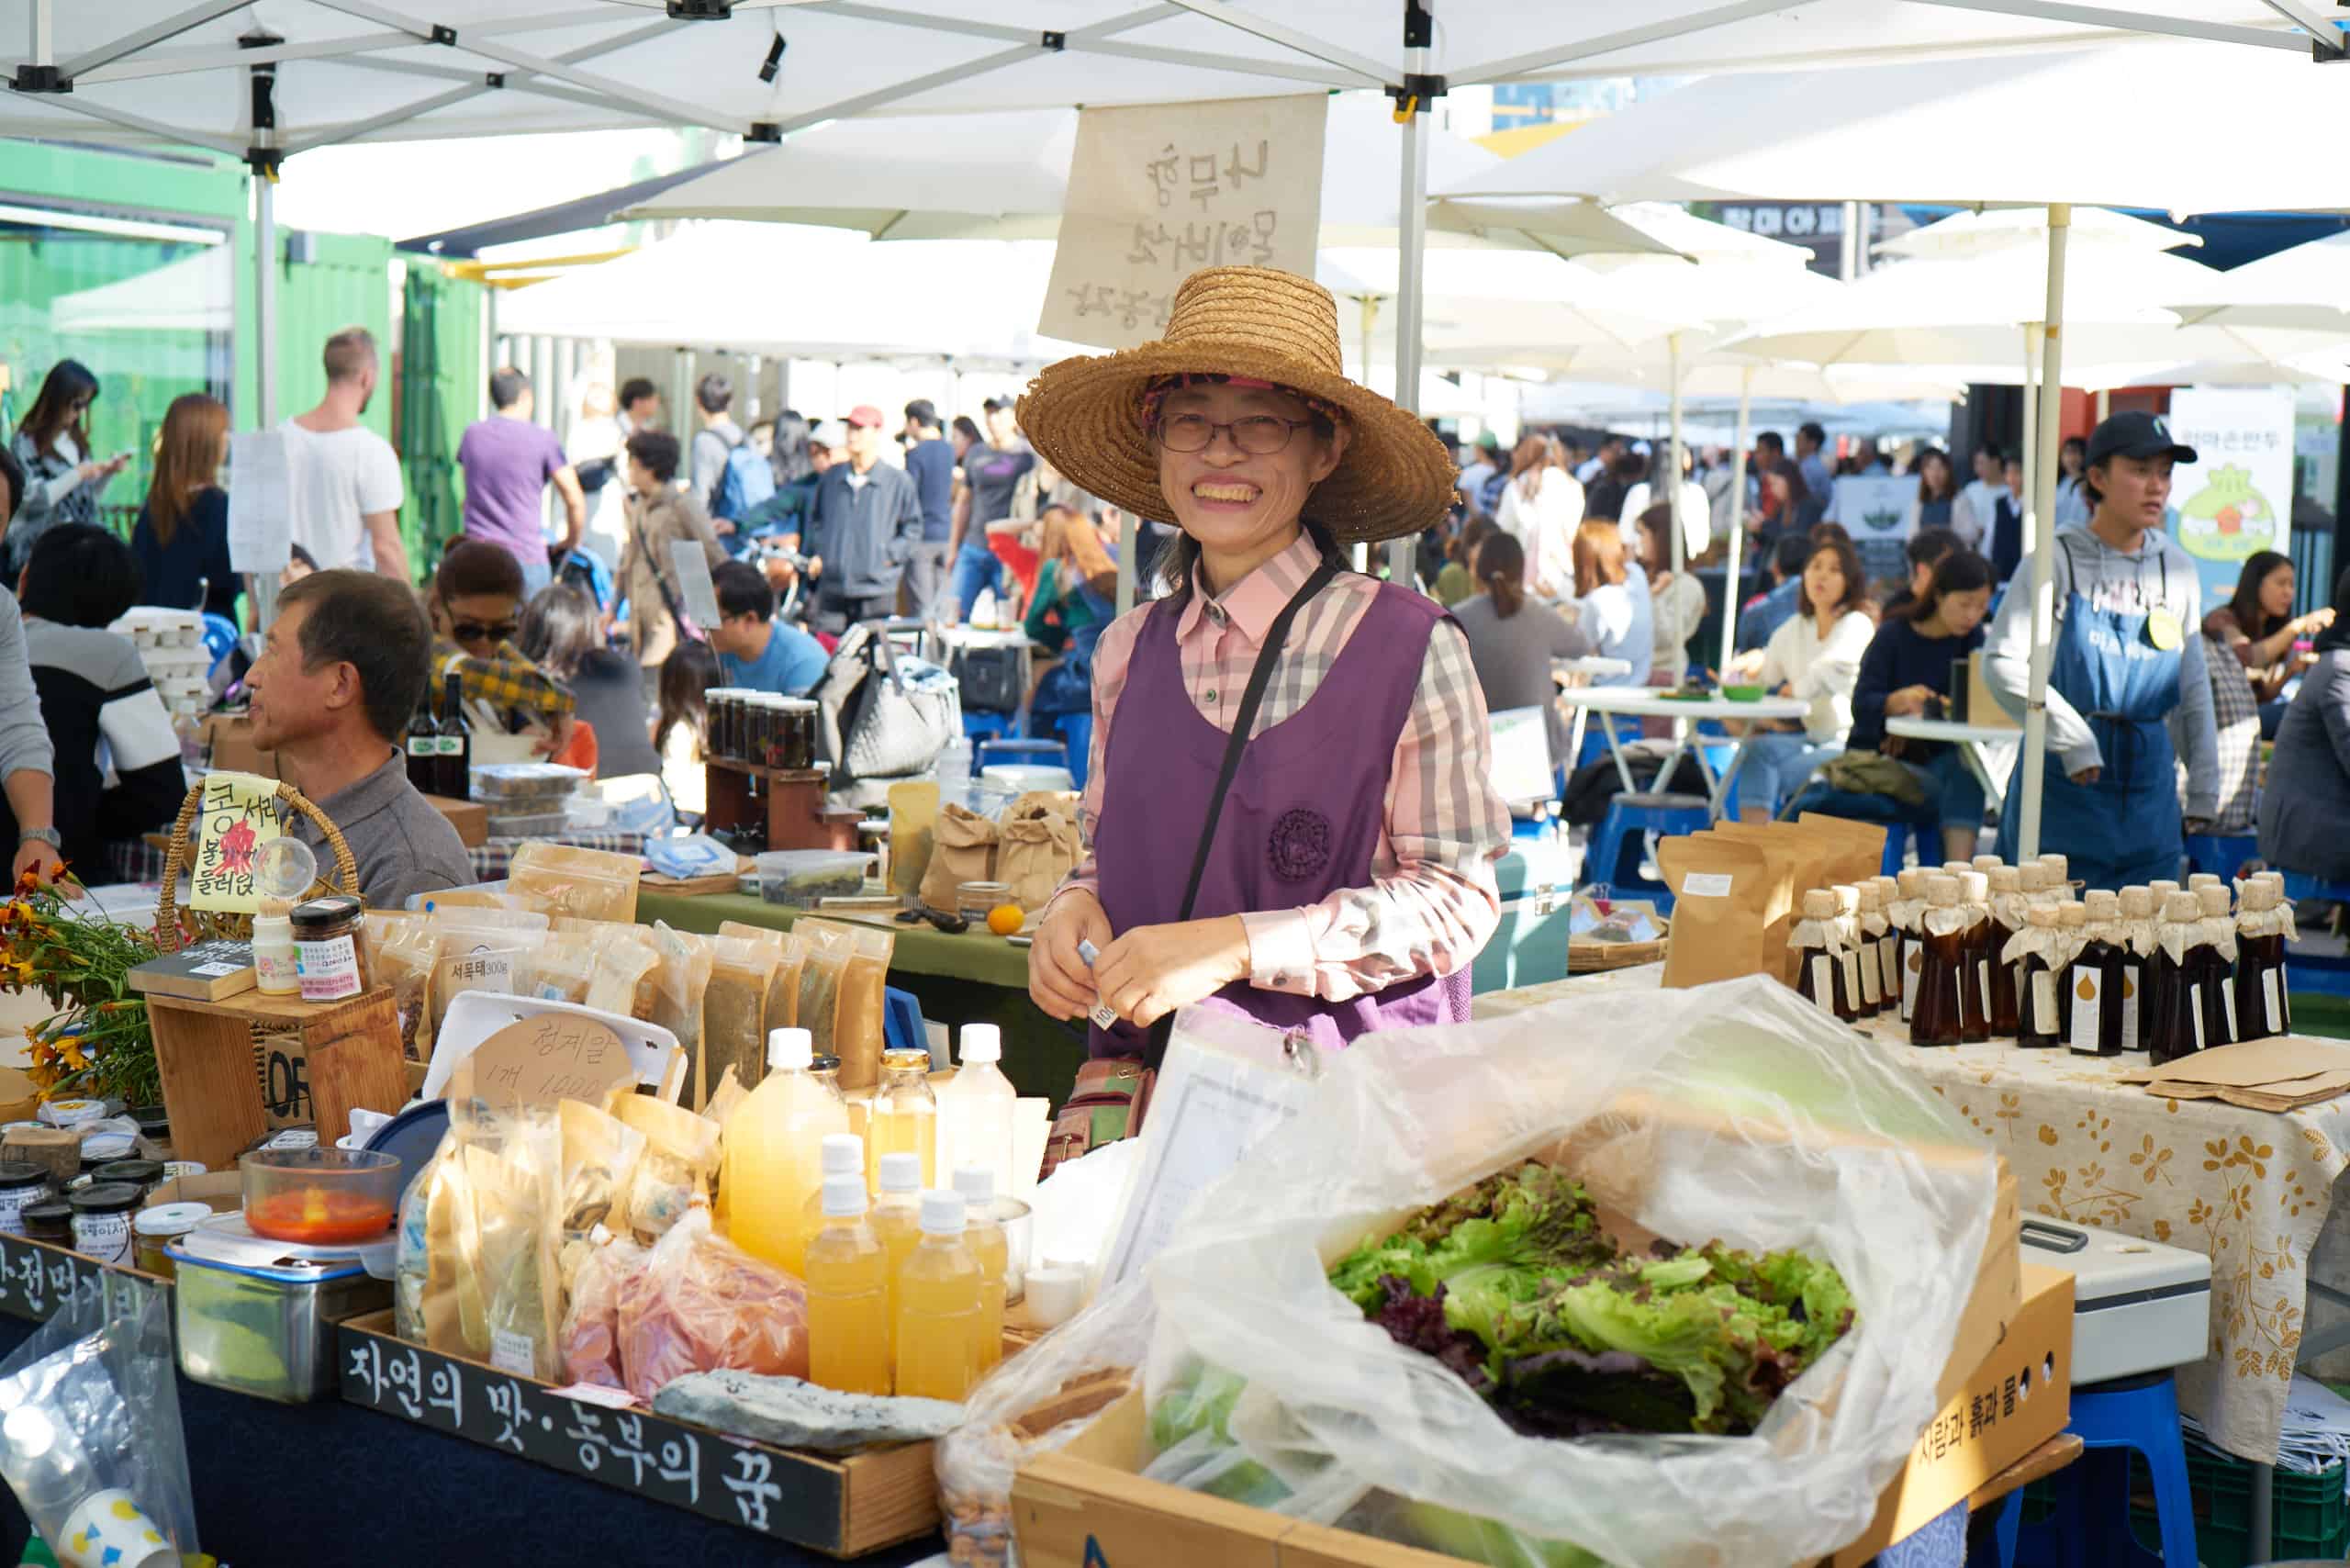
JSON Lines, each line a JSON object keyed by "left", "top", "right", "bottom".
{"left": 1955, "top": 651, "right": 2020, "bottom": 731}
{"left": 1013, "top": 1265, "right": 2074, "bottom": 1568}
{"left": 202, "top": 713, "right": 277, "bottom": 778}
{"left": 423, "top": 794, "right": 487, "bottom": 847}
{"left": 1823, "top": 1262, "right": 2075, "bottom": 1565}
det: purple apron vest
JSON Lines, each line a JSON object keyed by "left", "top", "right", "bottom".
{"left": 1089, "top": 576, "right": 1472, "bottom": 1059}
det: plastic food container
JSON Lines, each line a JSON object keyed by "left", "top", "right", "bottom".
{"left": 134, "top": 1202, "right": 211, "bottom": 1278}
{"left": 483, "top": 810, "right": 572, "bottom": 839}
{"left": 242, "top": 1148, "right": 401, "bottom": 1244}
{"left": 756, "top": 849, "right": 874, "bottom": 909}
{"left": 957, "top": 880, "right": 1013, "bottom": 921}
{"left": 469, "top": 762, "right": 587, "bottom": 803}
{"left": 171, "top": 1215, "right": 391, "bottom": 1403}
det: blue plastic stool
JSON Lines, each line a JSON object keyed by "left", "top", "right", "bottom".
{"left": 2279, "top": 869, "right": 2350, "bottom": 999}
{"left": 978, "top": 736, "right": 1069, "bottom": 774}
{"left": 962, "top": 709, "right": 1015, "bottom": 743}
{"left": 1576, "top": 715, "right": 1643, "bottom": 770}
{"left": 1881, "top": 821, "right": 1940, "bottom": 877}
{"left": 1582, "top": 792, "right": 1708, "bottom": 903}
{"left": 1050, "top": 711, "right": 1093, "bottom": 790}
{"left": 2013, "top": 1372, "right": 2196, "bottom": 1568}
{"left": 882, "top": 986, "right": 932, "bottom": 1065}
{"left": 2184, "top": 833, "right": 2259, "bottom": 884}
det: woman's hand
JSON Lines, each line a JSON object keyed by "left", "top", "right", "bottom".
{"left": 1093, "top": 915, "right": 1250, "bottom": 1030}
{"left": 1883, "top": 684, "right": 1935, "bottom": 718}
{"left": 711, "top": 517, "right": 737, "bottom": 537}
{"left": 2298, "top": 607, "right": 2337, "bottom": 638}
{"left": 1721, "top": 649, "right": 1765, "bottom": 680}
{"left": 10, "top": 839, "right": 73, "bottom": 899}
{"left": 1031, "top": 888, "right": 1113, "bottom": 1022}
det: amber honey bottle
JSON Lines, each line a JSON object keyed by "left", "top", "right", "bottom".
{"left": 1854, "top": 879, "right": 1890, "bottom": 1019}
{"left": 1955, "top": 871, "right": 1994, "bottom": 1044}
{"left": 1793, "top": 889, "right": 1856, "bottom": 1022}
{"left": 2009, "top": 904, "right": 2065, "bottom": 1048}
{"left": 1891, "top": 868, "right": 1929, "bottom": 1024}
{"left": 2065, "top": 890, "right": 2127, "bottom": 1057}
{"left": 2147, "top": 892, "right": 2211, "bottom": 1068}
{"left": 2053, "top": 904, "right": 2087, "bottom": 1045}
{"left": 2234, "top": 878, "right": 2290, "bottom": 1043}
{"left": 2195, "top": 883, "right": 2240, "bottom": 1050}
{"left": 1910, "top": 876, "right": 1968, "bottom": 1048}
{"left": 1985, "top": 866, "right": 2024, "bottom": 1036}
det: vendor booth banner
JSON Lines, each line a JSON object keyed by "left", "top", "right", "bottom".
{"left": 189, "top": 771, "right": 282, "bottom": 914}
{"left": 1833, "top": 475, "right": 1919, "bottom": 591}
{"left": 2165, "top": 386, "right": 2295, "bottom": 609}
{"left": 1042, "top": 94, "right": 1327, "bottom": 351}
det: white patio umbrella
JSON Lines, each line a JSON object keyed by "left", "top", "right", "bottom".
{"left": 1446, "top": 33, "right": 2350, "bottom": 863}
{"left": 2166, "top": 230, "right": 2350, "bottom": 333}
{"left": 1874, "top": 206, "right": 2200, "bottom": 261}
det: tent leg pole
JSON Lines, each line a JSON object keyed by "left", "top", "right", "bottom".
{"left": 255, "top": 172, "right": 278, "bottom": 430}
{"left": 1388, "top": 34, "right": 1432, "bottom": 593}
{"left": 2019, "top": 203, "right": 2070, "bottom": 861}
{"left": 1667, "top": 330, "right": 1684, "bottom": 575}
{"left": 2020, "top": 323, "right": 2041, "bottom": 548}
{"left": 1718, "top": 367, "right": 1751, "bottom": 678}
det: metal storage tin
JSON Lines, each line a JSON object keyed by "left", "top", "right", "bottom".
{"left": 170, "top": 1223, "right": 390, "bottom": 1403}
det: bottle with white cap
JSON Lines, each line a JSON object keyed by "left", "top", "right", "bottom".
{"left": 872, "top": 1151, "right": 927, "bottom": 1316}
{"left": 804, "top": 1174, "right": 890, "bottom": 1395}
{"left": 894, "top": 1190, "right": 983, "bottom": 1403}
{"left": 798, "top": 1134, "right": 868, "bottom": 1264}
{"left": 722, "top": 1027, "right": 852, "bottom": 1276}
{"left": 934, "top": 1024, "right": 1019, "bottom": 1203}
{"left": 953, "top": 1166, "right": 1009, "bottom": 1374}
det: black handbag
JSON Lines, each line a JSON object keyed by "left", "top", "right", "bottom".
{"left": 955, "top": 644, "right": 1026, "bottom": 714}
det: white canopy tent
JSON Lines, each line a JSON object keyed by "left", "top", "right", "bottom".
{"left": 1441, "top": 34, "right": 2350, "bottom": 865}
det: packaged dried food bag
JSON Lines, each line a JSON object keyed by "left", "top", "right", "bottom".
{"left": 464, "top": 1116, "right": 563, "bottom": 1381}
{"left": 920, "top": 802, "right": 999, "bottom": 913}
{"left": 1138, "top": 977, "right": 2003, "bottom": 1568}
{"left": 793, "top": 920, "right": 856, "bottom": 1064}
{"left": 998, "top": 801, "right": 1083, "bottom": 913}
{"left": 1656, "top": 834, "right": 1774, "bottom": 989}
{"left": 615, "top": 1199, "right": 809, "bottom": 1400}
{"left": 834, "top": 926, "right": 894, "bottom": 1092}
{"left": 509, "top": 841, "right": 642, "bottom": 924}
{"left": 375, "top": 922, "right": 438, "bottom": 1062}
{"left": 606, "top": 1088, "right": 723, "bottom": 1243}
{"left": 557, "top": 1098, "right": 647, "bottom": 1275}
{"left": 520, "top": 936, "right": 599, "bottom": 1005}
{"left": 703, "top": 938, "right": 778, "bottom": 1095}
{"left": 1711, "top": 823, "right": 1826, "bottom": 987}
{"left": 584, "top": 936, "right": 660, "bottom": 1018}
{"left": 1796, "top": 812, "right": 1889, "bottom": 898}
{"left": 648, "top": 923, "right": 717, "bottom": 1106}
{"left": 718, "top": 921, "right": 804, "bottom": 1036}
{"left": 558, "top": 1225, "right": 648, "bottom": 1390}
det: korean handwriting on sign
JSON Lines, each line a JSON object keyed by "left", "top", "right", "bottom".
{"left": 347, "top": 1340, "right": 459, "bottom": 1424}
{"left": 1126, "top": 214, "right": 1277, "bottom": 276}
{"left": 486, "top": 1378, "right": 534, "bottom": 1453}
{"left": 1064, "top": 283, "right": 1173, "bottom": 334}
{"left": 1143, "top": 140, "right": 1270, "bottom": 209}
{"left": 565, "top": 1406, "right": 702, "bottom": 1503}
{"left": 531, "top": 1017, "right": 610, "bottom": 1068}
{"left": 190, "top": 771, "right": 281, "bottom": 914}
{"left": 724, "top": 1449, "right": 785, "bottom": 1534}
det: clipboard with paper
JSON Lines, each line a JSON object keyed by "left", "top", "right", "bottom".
{"left": 1098, "top": 1006, "right": 1326, "bottom": 1289}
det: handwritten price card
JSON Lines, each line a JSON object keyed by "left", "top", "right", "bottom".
{"left": 190, "top": 771, "right": 282, "bottom": 913}
{"left": 1041, "top": 94, "right": 1327, "bottom": 351}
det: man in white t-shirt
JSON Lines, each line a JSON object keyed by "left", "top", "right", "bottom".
{"left": 282, "top": 327, "right": 407, "bottom": 580}
{"left": 1951, "top": 438, "right": 2010, "bottom": 551}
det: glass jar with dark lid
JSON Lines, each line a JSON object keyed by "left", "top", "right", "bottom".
{"left": 68, "top": 1182, "right": 141, "bottom": 1266}
{"left": 745, "top": 694, "right": 777, "bottom": 772}
{"left": 20, "top": 1200, "right": 71, "bottom": 1245}
{"left": 0, "top": 1161, "right": 48, "bottom": 1238}
{"left": 95, "top": 1159, "right": 163, "bottom": 1196}
{"left": 774, "top": 698, "right": 818, "bottom": 771}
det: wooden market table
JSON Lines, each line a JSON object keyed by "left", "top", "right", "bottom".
{"left": 636, "top": 890, "right": 1085, "bottom": 1098}
{"left": 1483, "top": 962, "right": 2350, "bottom": 1563}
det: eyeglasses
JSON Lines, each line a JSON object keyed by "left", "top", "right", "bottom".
{"left": 1151, "top": 412, "right": 1315, "bottom": 456}
{"left": 452, "top": 621, "right": 518, "bottom": 644}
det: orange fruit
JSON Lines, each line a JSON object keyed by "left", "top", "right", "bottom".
{"left": 987, "top": 903, "right": 1024, "bottom": 936}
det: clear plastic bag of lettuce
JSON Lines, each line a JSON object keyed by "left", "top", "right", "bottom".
{"left": 1138, "top": 976, "right": 2003, "bottom": 1568}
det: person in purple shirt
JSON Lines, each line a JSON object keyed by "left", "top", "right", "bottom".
{"left": 457, "top": 367, "right": 587, "bottom": 596}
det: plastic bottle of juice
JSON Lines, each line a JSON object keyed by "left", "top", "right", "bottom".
{"left": 953, "top": 1165, "right": 1008, "bottom": 1377}
{"left": 798, "top": 1134, "right": 867, "bottom": 1262}
{"left": 804, "top": 1174, "right": 891, "bottom": 1395}
{"left": 725, "top": 1028, "right": 852, "bottom": 1275}
{"left": 870, "top": 1151, "right": 926, "bottom": 1333}
{"left": 894, "top": 1190, "right": 983, "bottom": 1403}
{"left": 866, "top": 1047, "right": 938, "bottom": 1193}
{"left": 936, "top": 1025, "right": 1019, "bottom": 1201}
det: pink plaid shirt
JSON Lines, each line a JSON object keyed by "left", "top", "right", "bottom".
{"left": 1061, "top": 533, "right": 1509, "bottom": 1002}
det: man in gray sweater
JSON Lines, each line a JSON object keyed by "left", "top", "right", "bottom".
{"left": 1985, "top": 412, "right": 2218, "bottom": 889}
{"left": 0, "top": 449, "right": 63, "bottom": 890}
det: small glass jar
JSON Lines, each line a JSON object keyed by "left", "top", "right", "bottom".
{"left": 865, "top": 1047, "right": 939, "bottom": 1193}
{"left": 68, "top": 1182, "right": 140, "bottom": 1266}
{"left": 776, "top": 698, "right": 819, "bottom": 771}
{"left": 133, "top": 1201, "right": 211, "bottom": 1279}
{"left": 958, "top": 880, "right": 1013, "bottom": 922}
{"left": 290, "top": 894, "right": 371, "bottom": 1002}
{"left": 93, "top": 1159, "right": 163, "bottom": 1200}
{"left": 0, "top": 1162, "right": 49, "bottom": 1236}
{"left": 745, "top": 694, "right": 778, "bottom": 772}
{"left": 709, "top": 689, "right": 737, "bottom": 762}
{"left": 19, "top": 1200, "right": 72, "bottom": 1246}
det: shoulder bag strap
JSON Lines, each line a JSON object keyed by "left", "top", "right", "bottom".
{"left": 1144, "top": 555, "right": 1343, "bottom": 1070}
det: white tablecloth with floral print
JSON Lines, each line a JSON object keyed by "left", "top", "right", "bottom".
{"left": 1480, "top": 964, "right": 2350, "bottom": 1465}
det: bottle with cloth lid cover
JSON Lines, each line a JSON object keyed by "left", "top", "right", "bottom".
{"left": 2009, "top": 904, "right": 2066, "bottom": 1048}
{"left": 1956, "top": 871, "right": 1994, "bottom": 1042}
{"left": 2053, "top": 904, "right": 2087, "bottom": 1043}
{"left": 1890, "top": 869, "right": 1930, "bottom": 1023}
{"left": 2113, "top": 888, "right": 2158, "bottom": 1052}
{"left": 1853, "top": 879, "right": 1890, "bottom": 1018}
{"left": 2195, "top": 883, "right": 2241, "bottom": 1050}
{"left": 1984, "top": 867, "right": 2024, "bottom": 1036}
{"left": 1910, "top": 876, "right": 1970, "bottom": 1047}
{"left": 2235, "top": 878, "right": 2293, "bottom": 1041}
{"left": 2148, "top": 892, "right": 2214, "bottom": 1067}
{"left": 2066, "top": 891, "right": 2126, "bottom": 1057}
{"left": 722, "top": 1026, "right": 851, "bottom": 1276}
{"left": 1792, "top": 890, "right": 1856, "bottom": 1021}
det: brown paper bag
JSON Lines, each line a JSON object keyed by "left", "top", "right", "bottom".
{"left": 919, "top": 803, "right": 999, "bottom": 913}
{"left": 998, "top": 806, "right": 1082, "bottom": 913}
{"left": 1796, "top": 812, "right": 1888, "bottom": 899}
{"left": 1656, "top": 834, "right": 1774, "bottom": 989}
{"left": 1707, "top": 823, "right": 1814, "bottom": 986}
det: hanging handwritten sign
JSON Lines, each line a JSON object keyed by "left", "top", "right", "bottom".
{"left": 189, "top": 771, "right": 282, "bottom": 913}
{"left": 1040, "top": 95, "right": 1327, "bottom": 351}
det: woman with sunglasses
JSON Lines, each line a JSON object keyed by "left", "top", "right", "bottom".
{"left": 1020, "top": 267, "right": 1510, "bottom": 1070}
{"left": 5, "top": 360, "right": 129, "bottom": 577}
{"left": 426, "top": 540, "right": 576, "bottom": 761}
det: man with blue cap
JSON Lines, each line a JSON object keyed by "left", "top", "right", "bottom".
{"left": 1984, "top": 411, "right": 2218, "bottom": 888}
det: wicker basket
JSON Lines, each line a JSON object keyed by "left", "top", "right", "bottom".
{"left": 153, "top": 778, "right": 362, "bottom": 953}
{"left": 1568, "top": 918, "right": 1671, "bottom": 973}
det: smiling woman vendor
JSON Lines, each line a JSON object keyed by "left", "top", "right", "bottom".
{"left": 1985, "top": 411, "right": 2221, "bottom": 888}
{"left": 1022, "top": 267, "right": 1509, "bottom": 1061}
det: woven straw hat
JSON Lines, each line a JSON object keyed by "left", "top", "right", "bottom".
{"left": 1017, "top": 266, "right": 1457, "bottom": 545}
